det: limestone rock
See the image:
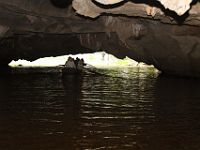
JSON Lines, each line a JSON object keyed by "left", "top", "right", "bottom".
{"left": 94, "top": 0, "right": 124, "bottom": 5}
{"left": 93, "top": 0, "right": 193, "bottom": 16}
{"left": 0, "top": 0, "right": 199, "bottom": 77}
{"left": 158, "top": 0, "right": 193, "bottom": 15}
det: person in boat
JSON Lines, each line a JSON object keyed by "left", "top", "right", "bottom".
{"left": 65, "top": 57, "right": 76, "bottom": 69}
{"left": 77, "top": 58, "right": 85, "bottom": 71}
{"left": 74, "top": 57, "right": 80, "bottom": 69}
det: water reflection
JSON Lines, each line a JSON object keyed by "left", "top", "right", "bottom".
{"left": 0, "top": 74, "right": 65, "bottom": 150}
{"left": 150, "top": 76, "right": 200, "bottom": 150}
{"left": 62, "top": 74, "right": 82, "bottom": 149}
{"left": 0, "top": 68, "right": 199, "bottom": 150}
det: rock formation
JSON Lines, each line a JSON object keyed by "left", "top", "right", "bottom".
{"left": 94, "top": 0, "right": 124, "bottom": 5}
{"left": 0, "top": 0, "right": 200, "bottom": 77}
{"left": 93, "top": 0, "right": 193, "bottom": 16}
{"left": 158, "top": 0, "right": 193, "bottom": 15}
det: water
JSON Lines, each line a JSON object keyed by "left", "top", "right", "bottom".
{"left": 0, "top": 67, "right": 200, "bottom": 150}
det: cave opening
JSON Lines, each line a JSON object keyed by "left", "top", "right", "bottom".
{"left": 8, "top": 51, "right": 157, "bottom": 75}
{"left": 9, "top": 51, "right": 147, "bottom": 68}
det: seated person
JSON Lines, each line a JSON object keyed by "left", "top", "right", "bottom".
{"left": 65, "top": 57, "right": 76, "bottom": 69}
{"left": 77, "top": 59, "right": 85, "bottom": 71}
{"left": 75, "top": 57, "right": 80, "bottom": 69}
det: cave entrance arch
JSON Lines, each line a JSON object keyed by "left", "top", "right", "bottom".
{"left": 9, "top": 51, "right": 143, "bottom": 68}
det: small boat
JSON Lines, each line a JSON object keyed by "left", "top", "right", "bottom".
{"left": 62, "top": 67, "right": 83, "bottom": 75}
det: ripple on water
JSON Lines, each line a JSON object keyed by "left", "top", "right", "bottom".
{"left": 0, "top": 67, "right": 200, "bottom": 150}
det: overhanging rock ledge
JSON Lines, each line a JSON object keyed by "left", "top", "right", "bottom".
{"left": 0, "top": 0, "right": 200, "bottom": 77}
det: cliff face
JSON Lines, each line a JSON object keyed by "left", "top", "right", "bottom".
{"left": 0, "top": 0, "right": 200, "bottom": 77}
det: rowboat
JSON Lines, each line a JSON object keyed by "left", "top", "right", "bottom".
{"left": 62, "top": 67, "right": 83, "bottom": 75}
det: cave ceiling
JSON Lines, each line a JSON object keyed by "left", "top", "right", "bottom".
{"left": 0, "top": 0, "right": 200, "bottom": 77}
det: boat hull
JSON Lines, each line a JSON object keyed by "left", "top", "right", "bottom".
{"left": 62, "top": 68, "right": 82, "bottom": 75}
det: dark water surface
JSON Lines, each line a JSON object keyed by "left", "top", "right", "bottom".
{"left": 0, "top": 67, "right": 200, "bottom": 150}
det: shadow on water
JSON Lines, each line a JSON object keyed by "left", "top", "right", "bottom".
{"left": 62, "top": 74, "right": 83, "bottom": 148}
{"left": 136, "top": 76, "right": 200, "bottom": 150}
{"left": 0, "top": 68, "right": 200, "bottom": 150}
{"left": 0, "top": 73, "right": 83, "bottom": 150}
{"left": 0, "top": 73, "right": 63, "bottom": 150}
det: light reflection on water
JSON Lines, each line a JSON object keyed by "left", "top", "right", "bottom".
{"left": 0, "top": 67, "right": 200, "bottom": 150}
